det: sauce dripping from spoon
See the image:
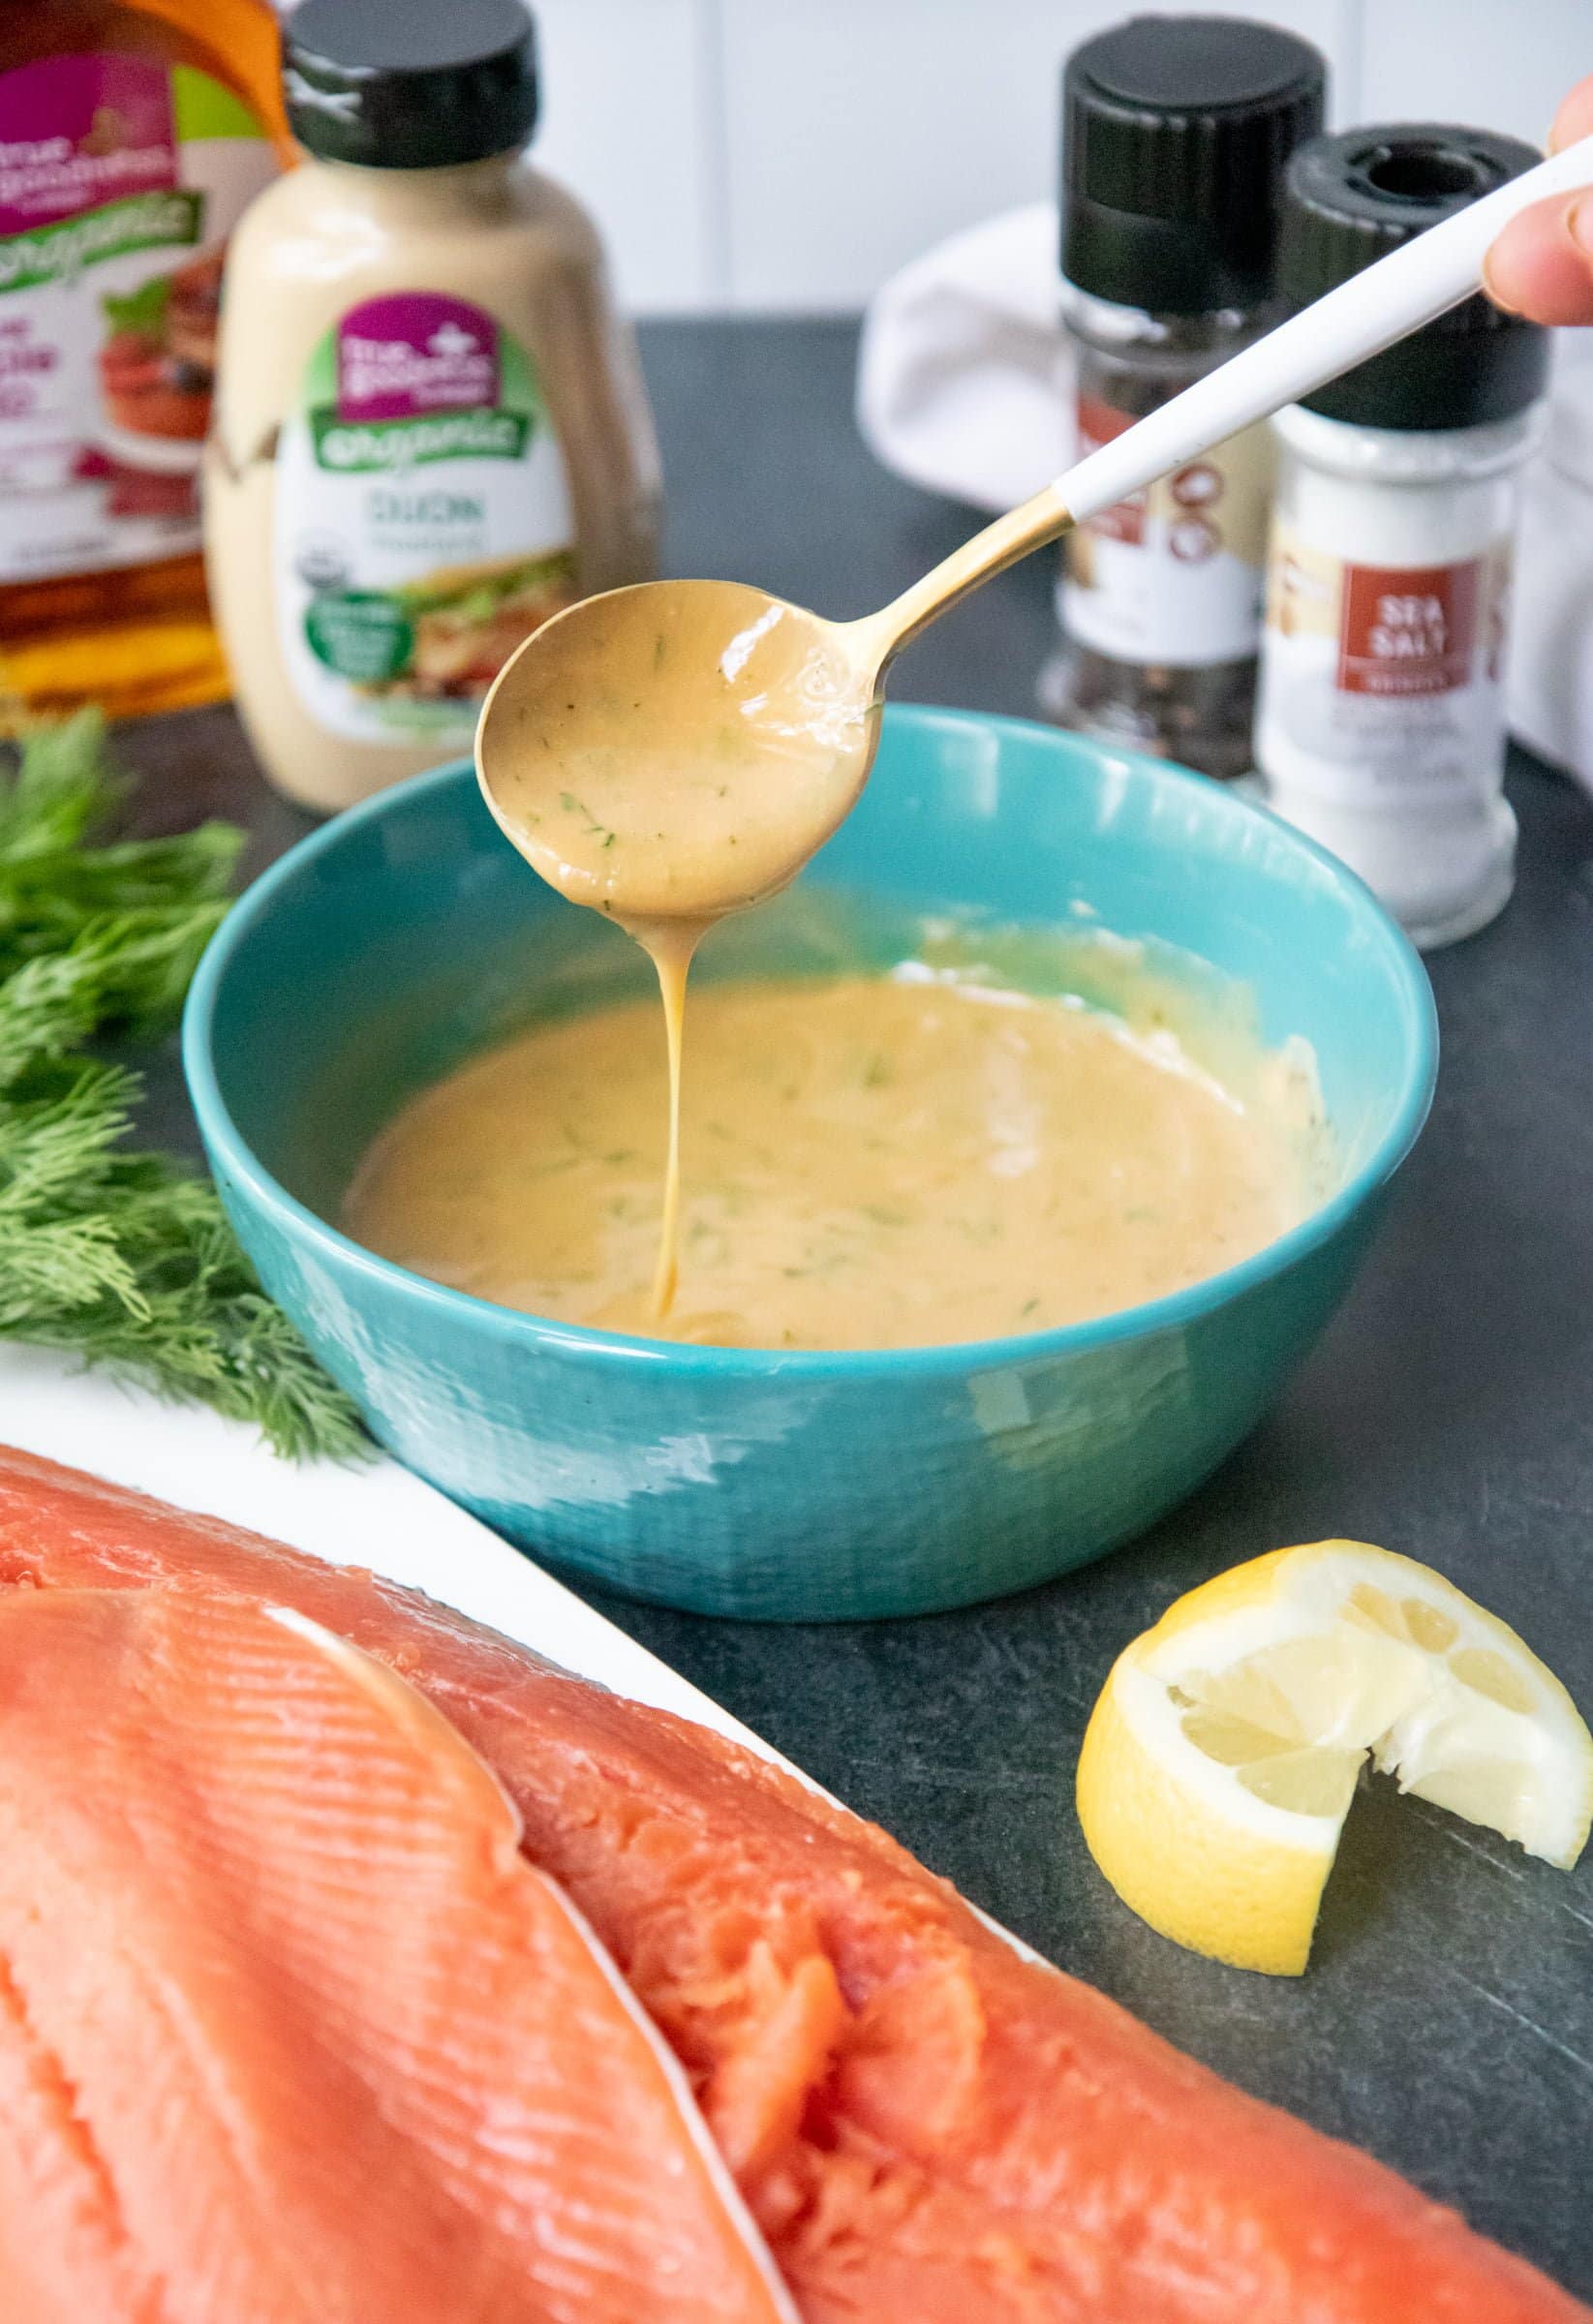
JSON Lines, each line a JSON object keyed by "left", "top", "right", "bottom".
{"left": 476, "top": 505, "right": 1068, "bottom": 1317}
{"left": 477, "top": 575, "right": 897, "bottom": 1319}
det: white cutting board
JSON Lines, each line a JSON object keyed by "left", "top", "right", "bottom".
{"left": 0, "top": 1347, "right": 775, "bottom": 1761}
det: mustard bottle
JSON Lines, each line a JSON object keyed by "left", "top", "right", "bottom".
{"left": 204, "top": 0, "right": 661, "bottom": 812}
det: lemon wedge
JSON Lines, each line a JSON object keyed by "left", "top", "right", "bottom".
{"left": 1077, "top": 1540, "right": 1593, "bottom": 1975}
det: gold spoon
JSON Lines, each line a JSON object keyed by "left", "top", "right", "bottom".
{"left": 476, "top": 135, "right": 1593, "bottom": 919}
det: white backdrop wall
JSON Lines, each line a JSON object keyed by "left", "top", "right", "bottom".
{"left": 279, "top": 2, "right": 1592, "bottom": 314}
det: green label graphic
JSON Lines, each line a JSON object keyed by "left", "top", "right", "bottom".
{"left": 310, "top": 407, "right": 531, "bottom": 474}
{"left": 171, "top": 63, "right": 267, "bottom": 144}
{"left": 304, "top": 592, "right": 415, "bottom": 683}
{"left": 0, "top": 189, "right": 204, "bottom": 296}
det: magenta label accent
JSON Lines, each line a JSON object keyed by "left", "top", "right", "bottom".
{"left": 336, "top": 294, "right": 501, "bottom": 423}
{"left": 0, "top": 55, "right": 177, "bottom": 238}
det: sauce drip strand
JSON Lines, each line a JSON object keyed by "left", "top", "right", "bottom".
{"left": 632, "top": 919, "right": 702, "bottom": 1321}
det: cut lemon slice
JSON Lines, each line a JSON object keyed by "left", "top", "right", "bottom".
{"left": 1076, "top": 1540, "right": 1593, "bottom": 1975}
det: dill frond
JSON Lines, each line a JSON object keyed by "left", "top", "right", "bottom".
{"left": 0, "top": 715, "right": 369, "bottom": 1461}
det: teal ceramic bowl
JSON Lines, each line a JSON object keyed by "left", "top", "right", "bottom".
{"left": 183, "top": 707, "right": 1436, "bottom": 1620}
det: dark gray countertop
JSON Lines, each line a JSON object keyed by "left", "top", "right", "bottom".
{"left": 121, "top": 319, "right": 1593, "bottom": 2296}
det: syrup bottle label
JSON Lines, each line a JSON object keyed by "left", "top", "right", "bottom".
{"left": 0, "top": 54, "right": 275, "bottom": 584}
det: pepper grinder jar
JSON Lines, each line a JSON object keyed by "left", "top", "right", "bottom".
{"left": 1038, "top": 15, "right": 1327, "bottom": 780}
{"left": 1254, "top": 127, "right": 1548, "bottom": 948}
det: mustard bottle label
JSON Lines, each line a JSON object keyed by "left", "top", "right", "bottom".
{"left": 0, "top": 54, "right": 275, "bottom": 586}
{"left": 273, "top": 293, "right": 577, "bottom": 746}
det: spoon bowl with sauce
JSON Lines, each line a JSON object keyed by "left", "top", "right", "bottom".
{"left": 477, "top": 579, "right": 884, "bottom": 928}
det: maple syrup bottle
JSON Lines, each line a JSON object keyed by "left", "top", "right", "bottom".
{"left": 0, "top": 0, "right": 289, "bottom": 725}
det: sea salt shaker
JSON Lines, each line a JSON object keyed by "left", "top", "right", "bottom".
{"left": 1255, "top": 127, "right": 1548, "bottom": 948}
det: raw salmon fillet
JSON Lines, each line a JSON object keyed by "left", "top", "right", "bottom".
{"left": 0, "top": 1579, "right": 795, "bottom": 2324}
{"left": 0, "top": 1443, "right": 1584, "bottom": 2324}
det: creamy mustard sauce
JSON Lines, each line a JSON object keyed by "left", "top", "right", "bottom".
{"left": 641, "top": 920, "right": 696, "bottom": 1319}
{"left": 345, "top": 968, "right": 1317, "bottom": 1352}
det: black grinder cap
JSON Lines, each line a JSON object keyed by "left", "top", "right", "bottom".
{"left": 1061, "top": 15, "right": 1327, "bottom": 314}
{"left": 285, "top": 0, "right": 538, "bottom": 169}
{"left": 1283, "top": 125, "right": 1548, "bottom": 429}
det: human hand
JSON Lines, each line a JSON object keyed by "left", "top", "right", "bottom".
{"left": 1485, "top": 78, "right": 1593, "bottom": 322}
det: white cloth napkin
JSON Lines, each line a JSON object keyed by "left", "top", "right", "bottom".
{"left": 857, "top": 203, "right": 1593, "bottom": 790}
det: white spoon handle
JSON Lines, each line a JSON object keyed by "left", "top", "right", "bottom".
{"left": 1058, "top": 132, "right": 1593, "bottom": 525}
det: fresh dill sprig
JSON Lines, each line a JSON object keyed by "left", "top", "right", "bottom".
{"left": 0, "top": 714, "right": 369, "bottom": 1461}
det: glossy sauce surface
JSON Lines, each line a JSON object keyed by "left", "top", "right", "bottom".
{"left": 345, "top": 969, "right": 1319, "bottom": 1352}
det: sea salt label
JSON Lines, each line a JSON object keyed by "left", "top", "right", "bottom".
{"left": 1337, "top": 561, "right": 1481, "bottom": 697}
{"left": 1259, "top": 530, "right": 1511, "bottom": 810}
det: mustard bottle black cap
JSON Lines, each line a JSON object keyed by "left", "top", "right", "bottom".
{"left": 1060, "top": 15, "right": 1327, "bottom": 314}
{"left": 285, "top": 0, "right": 538, "bottom": 169}
{"left": 1282, "top": 126, "right": 1549, "bottom": 430}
